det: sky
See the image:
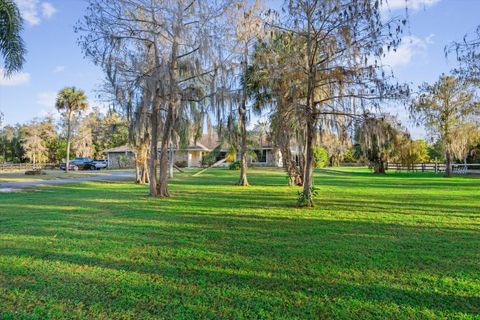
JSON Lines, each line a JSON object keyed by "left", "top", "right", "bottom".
{"left": 1, "top": 0, "right": 480, "bottom": 139}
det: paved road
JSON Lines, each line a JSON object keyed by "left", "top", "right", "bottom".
{"left": 0, "top": 170, "right": 135, "bottom": 189}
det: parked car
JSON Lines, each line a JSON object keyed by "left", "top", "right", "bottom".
{"left": 59, "top": 157, "right": 96, "bottom": 171}
{"left": 91, "top": 159, "right": 108, "bottom": 170}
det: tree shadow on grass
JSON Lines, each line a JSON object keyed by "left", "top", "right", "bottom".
{"left": 1, "top": 236, "right": 479, "bottom": 318}
{"left": 1, "top": 168, "right": 480, "bottom": 318}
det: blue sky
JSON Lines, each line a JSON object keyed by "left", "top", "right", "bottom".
{"left": 1, "top": 0, "right": 480, "bottom": 139}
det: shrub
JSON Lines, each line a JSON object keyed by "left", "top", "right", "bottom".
{"left": 25, "top": 169, "right": 46, "bottom": 175}
{"left": 342, "top": 147, "right": 357, "bottom": 163}
{"left": 201, "top": 152, "right": 217, "bottom": 167}
{"left": 229, "top": 161, "right": 241, "bottom": 170}
{"left": 313, "top": 147, "right": 329, "bottom": 168}
{"left": 297, "top": 186, "right": 318, "bottom": 207}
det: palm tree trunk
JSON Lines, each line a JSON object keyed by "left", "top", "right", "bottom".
{"left": 65, "top": 111, "right": 72, "bottom": 173}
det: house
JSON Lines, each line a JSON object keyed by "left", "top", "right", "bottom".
{"left": 102, "top": 134, "right": 286, "bottom": 169}
{"left": 102, "top": 145, "right": 136, "bottom": 168}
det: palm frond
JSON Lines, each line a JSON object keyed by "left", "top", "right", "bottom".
{"left": 0, "top": 0, "right": 26, "bottom": 75}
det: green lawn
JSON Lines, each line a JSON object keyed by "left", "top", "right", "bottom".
{"left": 0, "top": 167, "right": 479, "bottom": 319}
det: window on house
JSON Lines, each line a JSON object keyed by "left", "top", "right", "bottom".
{"left": 254, "top": 149, "right": 267, "bottom": 163}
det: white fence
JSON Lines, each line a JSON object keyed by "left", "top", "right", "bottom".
{"left": 452, "top": 163, "right": 480, "bottom": 175}
{"left": 387, "top": 163, "right": 445, "bottom": 172}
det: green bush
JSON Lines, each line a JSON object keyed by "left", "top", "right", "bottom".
{"left": 201, "top": 152, "right": 217, "bottom": 167}
{"left": 342, "top": 147, "right": 357, "bottom": 163}
{"left": 313, "top": 147, "right": 329, "bottom": 168}
{"left": 229, "top": 161, "right": 241, "bottom": 170}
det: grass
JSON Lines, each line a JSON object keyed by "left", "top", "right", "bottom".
{"left": 0, "top": 170, "right": 106, "bottom": 183}
{"left": 0, "top": 167, "right": 479, "bottom": 319}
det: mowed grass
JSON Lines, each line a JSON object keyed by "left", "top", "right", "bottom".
{"left": 0, "top": 167, "right": 479, "bottom": 319}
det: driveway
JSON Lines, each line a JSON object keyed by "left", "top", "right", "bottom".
{"left": 0, "top": 170, "right": 135, "bottom": 190}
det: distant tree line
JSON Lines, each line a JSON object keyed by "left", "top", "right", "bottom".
{"left": 0, "top": 109, "right": 128, "bottom": 164}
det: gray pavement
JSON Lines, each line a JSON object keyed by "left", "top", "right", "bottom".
{"left": 0, "top": 170, "right": 135, "bottom": 189}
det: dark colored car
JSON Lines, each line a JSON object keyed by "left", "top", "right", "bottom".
{"left": 59, "top": 157, "right": 96, "bottom": 171}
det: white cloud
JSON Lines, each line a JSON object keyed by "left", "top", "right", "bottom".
{"left": 52, "top": 65, "right": 65, "bottom": 73}
{"left": 0, "top": 69, "right": 31, "bottom": 86}
{"left": 36, "top": 91, "right": 56, "bottom": 108}
{"left": 384, "top": 0, "right": 441, "bottom": 11}
{"left": 41, "top": 2, "right": 56, "bottom": 18}
{"left": 15, "top": 0, "right": 57, "bottom": 26}
{"left": 382, "top": 34, "right": 434, "bottom": 69}
{"left": 37, "top": 91, "right": 60, "bottom": 119}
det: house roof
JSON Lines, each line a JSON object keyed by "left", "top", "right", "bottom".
{"left": 102, "top": 133, "right": 273, "bottom": 154}
{"left": 179, "top": 142, "right": 210, "bottom": 151}
{"left": 101, "top": 137, "right": 216, "bottom": 154}
{"left": 102, "top": 145, "right": 133, "bottom": 153}
{"left": 197, "top": 133, "right": 221, "bottom": 150}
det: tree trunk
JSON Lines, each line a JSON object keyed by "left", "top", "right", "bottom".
{"left": 168, "top": 142, "right": 174, "bottom": 179}
{"left": 135, "top": 154, "right": 141, "bottom": 183}
{"left": 157, "top": 100, "right": 175, "bottom": 197}
{"left": 300, "top": 13, "right": 315, "bottom": 207}
{"left": 238, "top": 111, "right": 249, "bottom": 186}
{"left": 302, "top": 115, "right": 315, "bottom": 207}
{"left": 445, "top": 150, "right": 452, "bottom": 177}
{"left": 281, "top": 142, "right": 303, "bottom": 186}
{"left": 238, "top": 46, "right": 249, "bottom": 186}
{"left": 238, "top": 147, "right": 249, "bottom": 186}
{"left": 134, "top": 138, "right": 149, "bottom": 184}
{"left": 148, "top": 95, "right": 160, "bottom": 196}
{"left": 372, "top": 159, "right": 386, "bottom": 174}
{"left": 156, "top": 31, "right": 180, "bottom": 197}
{"left": 65, "top": 111, "right": 72, "bottom": 173}
{"left": 142, "top": 158, "right": 149, "bottom": 184}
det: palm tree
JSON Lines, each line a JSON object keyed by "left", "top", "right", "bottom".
{"left": 55, "top": 87, "right": 88, "bottom": 172}
{"left": 0, "top": 0, "right": 26, "bottom": 75}
{"left": 246, "top": 31, "right": 306, "bottom": 186}
{"left": 253, "top": 121, "right": 269, "bottom": 148}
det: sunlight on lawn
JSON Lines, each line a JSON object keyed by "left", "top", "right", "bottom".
{"left": 0, "top": 167, "right": 478, "bottom": 319}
